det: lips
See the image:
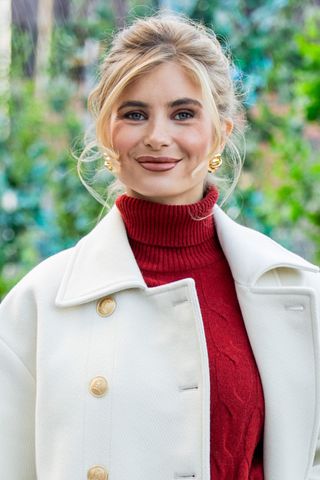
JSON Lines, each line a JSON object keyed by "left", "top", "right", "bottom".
{"left": 136, "top": 156, "right": 181, "bottom": 172}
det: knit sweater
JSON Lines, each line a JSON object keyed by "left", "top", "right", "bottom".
{"left": 116, "top": 187, "right": 265, "bottom": 479}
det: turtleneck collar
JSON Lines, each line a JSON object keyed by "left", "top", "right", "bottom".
{"left": 115, "top": 186, "right": 219, "bottom": 249}
{"left": 115, "top": 187, "right": 221, "bottom": 273}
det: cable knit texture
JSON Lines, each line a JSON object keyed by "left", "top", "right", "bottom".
{"left": 116, "top": 187, "right": 265, "bottom": 479}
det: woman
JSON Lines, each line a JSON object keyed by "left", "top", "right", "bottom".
{"left": 0, "top": 13, "right": 319, "bottom": 480}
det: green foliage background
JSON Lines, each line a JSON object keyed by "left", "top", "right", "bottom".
{"left": 1, "top": 0, "right": 320, "bottom": 297}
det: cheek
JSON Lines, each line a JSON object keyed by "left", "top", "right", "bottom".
{"left": 111, "top": 124, "right": 138, "bottom": 155}
{"left": 182, "top": 126, "right": 213, "bottom": 156}
{"left": 114, "top": 137, "right": 130, "bottom": 156}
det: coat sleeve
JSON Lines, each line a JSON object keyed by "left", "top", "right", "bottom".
{"left": 0, "top": 280, "right": 37, "bottom": 478}
{"left": 310, "top": 443, "right": 320, "bottom": 479}
{"left": 309, "top": 272, "right": 320, "bottom": 479}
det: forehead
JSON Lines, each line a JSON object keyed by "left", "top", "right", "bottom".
{"left": 117, "top": 62, "right": 202, "bottom": 102}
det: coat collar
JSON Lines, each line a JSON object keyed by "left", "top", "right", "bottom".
{"left": 55, "top": 204, "right": 319, "bottom": 307}
{"left": 213, "top": 206, "right": 319, "bottom": 285}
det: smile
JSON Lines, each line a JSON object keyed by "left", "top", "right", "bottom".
{"left": 139, "top": 162, "right": 180, "bottom": 172}
{"left": 136, "top": 156, "right": 181, "bottom": 172}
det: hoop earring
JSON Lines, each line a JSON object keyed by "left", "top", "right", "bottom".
{"left": 208, "top": 153, "right": 222, "bottom": 173}
{"left": 103, "top": 154, "right": 113, "bottom": 172}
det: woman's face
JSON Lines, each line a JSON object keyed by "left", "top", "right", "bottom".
{"left": 109, "top": 62, "right": 231, "bottom": 204}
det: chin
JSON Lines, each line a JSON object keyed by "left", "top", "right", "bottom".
{"left": 126, "top": 178, "right": 181, "bottom": 199}
{"left": 133, "top": 188, "right": 180, "bottom": 202}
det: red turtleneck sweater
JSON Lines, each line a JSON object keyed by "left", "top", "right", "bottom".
{"left": 116, "top": 187, "right": 265, "bottom": 479}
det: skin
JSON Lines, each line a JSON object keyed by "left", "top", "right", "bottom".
{"left": 109, "top": 62, "right": 233, "bottom": 205}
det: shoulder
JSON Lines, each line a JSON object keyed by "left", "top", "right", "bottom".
{"left": 1, "top": 246, "right": 76, "bottom": 308}
{"left": 1, "top": 206, "right": 126, "bottom": 309}
{"left": 213, "top": 205, "right": 319, "bottom": 288}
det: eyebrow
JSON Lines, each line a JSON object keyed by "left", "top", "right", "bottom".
{"left": 117, "top": 97, "right": 203, "bottom": 111}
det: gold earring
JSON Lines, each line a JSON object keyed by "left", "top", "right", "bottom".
{"left": 208, "top": 153, "right": 222, "bottom": 173}
{"left": 103, "top": 154, "right": 113, "bottom": 172}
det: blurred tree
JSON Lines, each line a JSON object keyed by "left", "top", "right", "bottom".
{"left": 11, "top": 0, "right": 38, "bottom": 76}
{"left": 112, "top": 0, "right": 129, "bottom": 27}
{"left": 158, "top": 0, "right": 198, "bottom": 12}
{"left": 35, "top": 0, "right": 54, "bottom": 95}
{"left": 0, "top": 0, "right": 12, "bottom": 141}
{"left": 294, "top": 9, "right": 320, "bottom": 122}
{"left": 233, "top": 4, "right": 320, "bottom": 262}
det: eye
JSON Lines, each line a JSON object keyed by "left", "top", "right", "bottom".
{"left": 124, "top": 111, "right": 146, "bottom": 121}
{"left": 174, "top": 110, "right": 194, "bottom": 120}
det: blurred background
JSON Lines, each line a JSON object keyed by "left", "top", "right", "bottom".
{"left": 0, "top": 0, "right": 320, "bottom": 297}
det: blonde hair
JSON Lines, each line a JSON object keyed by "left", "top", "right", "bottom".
{"left": 78, "top": 12, "right": 246, "bottom": 207}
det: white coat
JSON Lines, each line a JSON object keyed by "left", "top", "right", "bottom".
{"left": 0, "top": 204, "right": 320, "bottom": 480}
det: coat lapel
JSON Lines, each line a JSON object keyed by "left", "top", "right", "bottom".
{"left": 213, "top": 206, "right": 318, "bottom": 285}
{"left": 55, "top": 205, "right": 147, "bottom": 307}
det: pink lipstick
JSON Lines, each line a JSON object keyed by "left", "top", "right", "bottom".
{"left": 136, "top": 156, "right": 181, "bottom": 172}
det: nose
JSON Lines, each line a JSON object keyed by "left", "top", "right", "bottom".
{"left": 143, "top": 117, "right": 171, "bottom": 149}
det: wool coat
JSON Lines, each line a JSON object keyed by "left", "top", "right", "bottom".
{"left": 0, "top": 204, "right": 320, "bottom": 480}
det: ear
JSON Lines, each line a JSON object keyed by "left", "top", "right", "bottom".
{"left": 220, "top": 118, "right": 234, "bottom": 151}
{"left": 225, "top": 118, "right": 234, "bottom": 136}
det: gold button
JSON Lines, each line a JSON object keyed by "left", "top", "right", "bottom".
{"left": 87, "top": 465, "right": 108, "bottom": 480}
{"left": 89, "top": 376, "right": 108, "bottom": 397}
{"left": 97, "top": 296, "right": 116, "bottom": 317}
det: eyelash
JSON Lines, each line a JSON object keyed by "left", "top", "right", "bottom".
{"left": 123, "top": 110, "right": 195, "bottom": 121}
